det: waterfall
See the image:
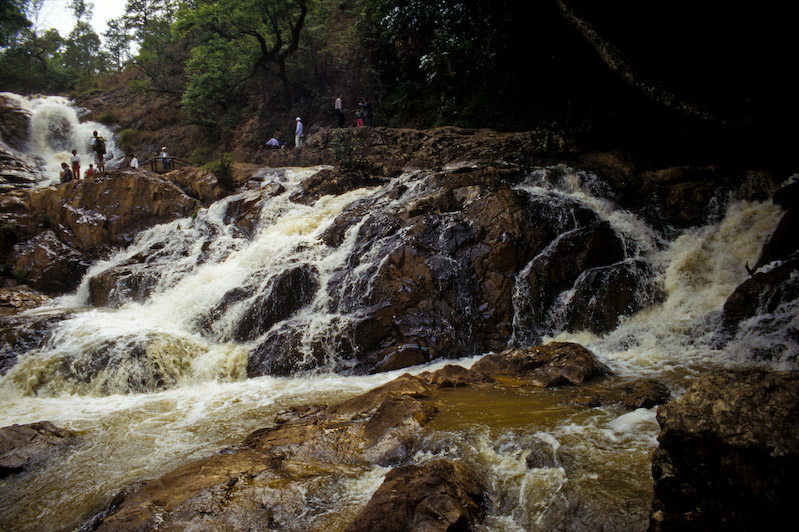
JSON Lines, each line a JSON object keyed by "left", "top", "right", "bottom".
{"left": 0, "top": 92, "right": 121, "bottom": 184}
{"left": 1, "top": 158, "right": 795, "bottom": 531}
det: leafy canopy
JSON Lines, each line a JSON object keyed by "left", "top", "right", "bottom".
{"left": 175, "top": 0, "right": 308, "bottom": 122}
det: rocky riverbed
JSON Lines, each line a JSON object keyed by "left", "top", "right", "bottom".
{"left": 2, "top": 95, "right": 799, "bottom": 530}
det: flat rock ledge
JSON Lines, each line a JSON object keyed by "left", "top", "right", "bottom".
{"left": 649, "top": 369, "right": 799, "bottom": 531}
{"left": 82, "top": 341, "right": 608, "bottom": 531}
{"left": 0, "top": 421, "right": 77, "bottom": 478}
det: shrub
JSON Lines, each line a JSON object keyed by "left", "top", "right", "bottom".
{"left": 332, "top": 129, "right": 371, "bottom": 176}
{"left": 210, "top": 153, "right": 235, "bottom": 190}
{"left": 98, "top": 109, "right": 120, "bottom": 125}
{"left": 118, "top": 129, "right": 143, "bottom": 154}
{"left": 190, "top": 147, "right": 216, "bottom": 166}
{"left": 12, "top": 266, "right": 26, "bottom": 284}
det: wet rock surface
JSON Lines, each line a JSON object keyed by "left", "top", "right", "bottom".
{"left": 649, "top": 369, "right": 799, "bottom": 532}
{"left": 82, "top": 342, "right": 606, "bottom": 531}
{"left": 344, "top": 459, "right": 485, "bottom": 532}
{"left": 0, "top": 421, "right": 77, "bottom": 478}
{"left": 3, "top": 174, "right": 200, "bottom": 295}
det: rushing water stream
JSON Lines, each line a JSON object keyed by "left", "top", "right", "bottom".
{"left": 1, "top": 97, "right": 796, "bottom": 532}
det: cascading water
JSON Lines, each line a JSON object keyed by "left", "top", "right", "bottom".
{"left": 1, "top": 155, "right": 796, "bottom": 531}
{"left": 0, "top": 93, "right": 121, "bottom": 184}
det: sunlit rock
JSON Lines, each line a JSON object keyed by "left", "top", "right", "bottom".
{"left": 344, "top": 459, "right": 485, "bottom": 532}
{"left": 470, "top": 341, "right": 610, "bottom": 387}
{"left": 8, "top": 230, "right": 90, "bottom": 293}
{"left": 5, "top": 174, "right": 199, "bottom": 295}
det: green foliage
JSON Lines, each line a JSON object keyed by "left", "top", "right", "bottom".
{"left": 175, "top": 0, "right": 309, "bottom": 124}
{"left": 1, "top": 218, "right": 19, "bottom": 242}
{"left": 11, "top": 266, "right": 26, "bottom": 284}
{"left": 210, "top": 152, "right": 235, "bottom": 190}
{"left": 98, "top": 108, "right": 120, "bottom": 125}
{"left": 190, "top": 146, "right": 215, "bottom": 166}
{"left": 0, "top": 0, "right": 31, "bottom": 47}
{"left": 332, "top": 129, "right": 371, "bottom": 176}
{"left": 359, "top": 0, "right": 558, "bottom": 129}
{"left": 118, "top": 128, "right": 143, "bottom": 154}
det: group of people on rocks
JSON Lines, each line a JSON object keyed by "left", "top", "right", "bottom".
{"left": 335, "top": 94, "right": 371, "bottom": 128}
{"left": 58, "top": 130, "right": 174, "bottom": 183}
{"left": 257, "top": 95, "right": 372, "bottom": 154}
{"left": 59, "top": 130, "right": 107, "bottom": 182}
{"left": 63, "top": 95, "right": 376, "bottom": 182}
{"left": 257, "top": 117, "right": 305, "bottom": 151}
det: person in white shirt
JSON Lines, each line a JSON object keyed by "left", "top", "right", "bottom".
{"left": 130, "top": 154, "right": 139, "bottom": 170}
{"left": 335, "top": 95, "right": 344, "bottom": 128}
{"left": 159, "top": 147, "right": 170, "bottom": 171}
{"left": 70, "top": 150, "right": 81, "bottom": 180}
{"left": 295, "top": 117, "right": 304, "bottom": 148}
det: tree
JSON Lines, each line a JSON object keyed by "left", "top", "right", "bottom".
{"left": 175, "top": 0, "right": 309, "bottom": 122}
{"left": 0, "top": 0, "right": 68, "bottom": 93}
{"left": 118, "top": 0, "right": 185, "bottom": 94}
{"left": 0, "top": 0, "right": 31, "bottom": 46}
{"left": 103, "top": 18, "right": 132, "bottom": 70}
{"left": 59, "top": 0, "right": 105, "bottom": 85}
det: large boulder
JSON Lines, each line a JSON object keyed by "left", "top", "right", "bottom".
{"left": 344, "top": 459, "right": 485, "bottom": 532}
{"left": 8, "top": 230, "right": 91, "bottom": 293}
{"left": 649, "top": 369, "right": 799, "bottom": 531}
{"left": 0, "top": 93, "right": 31, "bottom": 152}
{"left": 236, "top": 265, "right": 320, "bottom": 343}
{"left": 320, "top": 166, "right": 614, "bottom": 374}
{"left": 0, "top": 421, "right": 77, "bottom": 478}
{"left": 470, "top": 341, "right": 611, "bottom": 387}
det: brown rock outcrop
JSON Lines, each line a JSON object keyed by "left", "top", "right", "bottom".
{"left": 469, "top": 341, "right": 610, "bottom": 387}
{"left": 344, "top": 459, "right": 485, "bottom": 532}
{"left": 0, "top": 286, "right": 50, "bottom": 317}
{"left": 0, "top": 93, "right": 31, "bottom": 152}
{"left": 87, "top": 371, "right": 439, "bottom": 532}
{"left": 0, "top": 421, "right": 77, "bottom": 478}
{"left": 649, "top": 369, "right": 799, "bottom": 531}
{"left": 4, "top": 173, "right": 200, "bottom": 294}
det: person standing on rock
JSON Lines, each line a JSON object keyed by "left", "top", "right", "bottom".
{"left": 335, "top": 94, "right": 344, "bottom": 128}
{"left": 362, "top": 97, "right": 372, "bottom": 126}
{"left": 90, "top": 131, "right": 106, "bottom": 174}
{"left": 295, "top": 117, "right": 304, "bottom": 148}
{"left": 70, "top": 150, "right": 81, "bottom": 180}
{"left": 130, "top": 154, "right": 139, "bottom": 170}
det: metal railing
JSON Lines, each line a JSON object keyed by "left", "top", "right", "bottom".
{"left": 138, "top": 156, "right": 193, "bottom": 174}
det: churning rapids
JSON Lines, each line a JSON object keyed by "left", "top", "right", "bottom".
{"left": 1, "top": 99, "right": 797, "bottom": 532}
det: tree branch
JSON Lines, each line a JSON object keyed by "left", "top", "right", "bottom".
{"left": 553, "top": 0, "right": 722, "bottom": 124}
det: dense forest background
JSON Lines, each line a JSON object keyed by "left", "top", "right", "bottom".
{"left": 2, "top": 0, "right": 796, "bottom": 168}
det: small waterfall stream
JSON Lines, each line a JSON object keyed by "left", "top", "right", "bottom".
{"left": 1, "top": 96, "right": 797, "bottom": 531}
{"left": 1, "top": 93, "right": 122, "bottom": 184}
